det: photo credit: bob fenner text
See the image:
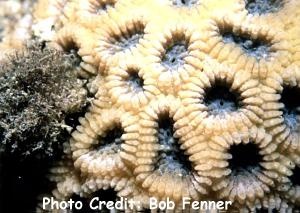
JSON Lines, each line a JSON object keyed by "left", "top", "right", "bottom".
{"left": 43, "top": 197, "right": 232, "bottom": 211}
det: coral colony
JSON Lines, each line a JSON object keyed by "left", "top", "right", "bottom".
{"left": 0, "top": 0, "right": 300, "bottom": 212}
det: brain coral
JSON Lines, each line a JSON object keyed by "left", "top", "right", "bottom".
{"left": 1, "top": 0, "right": 300, "bottom": 212}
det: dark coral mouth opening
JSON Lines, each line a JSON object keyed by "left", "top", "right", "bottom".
{"left": 126, "top": 68, "right": 144, "bottom": 93}
{"left": 290, "top": 166, "right": 300, "bottom": 186}
{"left": 62, "top": 42, "right": 82, "bottom": 67}
{"left": 171, "top": 0, "right": 199, "bottom": 7}
{"left": 95, "top": 125, "right": 123, "bottom": 152}
{"left": 92, "top": 1, "right": 116, "bottom": 14}
{"left": 155, "top": 113, "right": 192, "bottom": 176}
{"left": 110, "top": 22, "right": 145, "bottom": 54}
{"left": 280, "top": 86, "right": 300, "bottom": 131}
{"left": 221, "top": 28, "right": 271, "bottom": 60}
{"left": 162, "top": 40, "right": 188, "bottom": 71}
{"left": 204, "top": 82, "right": 240, "bottom": 116}
{"left": 245, "top": 0, "right": 284, "bottom": 15}
{"left": 228, "top": 143, "right": 263, "bottom": 173}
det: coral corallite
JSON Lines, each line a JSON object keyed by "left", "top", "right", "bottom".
{"left": 1, "top": 0, "right": 300, "bottom": 212}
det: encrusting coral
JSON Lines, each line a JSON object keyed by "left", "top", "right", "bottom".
{"left": 0, "top": 0, "right": 300, "bottom": 212}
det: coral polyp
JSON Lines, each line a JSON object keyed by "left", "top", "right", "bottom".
{"left": 161, "top": 33, "right": 189, "bottom": 72}
{"left": 209, "top": 128, "right": 292, "bottom": 208}
{"left": 1, "top": 0, "right": 300, "bottom": 212}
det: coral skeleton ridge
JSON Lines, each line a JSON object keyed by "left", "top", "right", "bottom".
{"left": 1, "top": 0, "right": 300, "bottom": 212}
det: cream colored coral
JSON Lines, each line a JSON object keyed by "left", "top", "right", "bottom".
{"left": 43, "top": 0, "right": 300, "bottom": 210}
{"left": 105, "top": 57, "right": 159, "bottom": 111}
{"left": 70, "top": 107, "right": 137, "bottom": 180}
{"left": 194, "top": 15, "right": 291, "bottom": 78}
{"left": 122, "top": 95, "right": 210, "bottom": 202}
{"left": 207, "top": 127, "right": 293, "bottom": 208}
{"left": 179, "top": 56, "right": 263, "bottom": 135}
{"left": 262, "top": 66, "right": 300, "bottom": 152}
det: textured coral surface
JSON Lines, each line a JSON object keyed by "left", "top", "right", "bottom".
{"left": 1, "top": 0, "right": 300, "bottom": 212}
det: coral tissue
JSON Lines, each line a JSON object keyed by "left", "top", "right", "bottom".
{"left": 0, "top": 0, "right": 300, "bottom": 212}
